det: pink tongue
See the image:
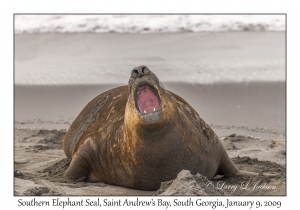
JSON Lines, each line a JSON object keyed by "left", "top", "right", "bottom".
{"left": 137, "top": 86, "right": 159, "bottom": 113}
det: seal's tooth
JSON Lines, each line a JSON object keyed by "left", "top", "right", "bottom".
{"left": 144, "top": 110, "right": 146, "bottom": 113}
{"left": 154, "top": 108, "right": 155, "bottom": 111}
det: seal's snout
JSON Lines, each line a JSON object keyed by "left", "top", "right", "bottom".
{"left": 131, "top": 65, "right": 150, "bottom": 78}
{"left": 128, "top": 65, "right": 162, "bottom": 124}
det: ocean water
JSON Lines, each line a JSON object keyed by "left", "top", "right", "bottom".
{"left": 14, "top": 15, "right": 285, "bottom": 85}
{"left": 15, "top": 15, "right": 285, "bottom": 34}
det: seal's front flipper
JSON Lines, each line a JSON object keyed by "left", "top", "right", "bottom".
{"left": 62, "top": 153, "right": 90, "bottom": 182}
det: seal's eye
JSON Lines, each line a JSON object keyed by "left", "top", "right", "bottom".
{"left": 131, "top": 69, "right": 139, "bottom": 78}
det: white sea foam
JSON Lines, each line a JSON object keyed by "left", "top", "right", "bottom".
{"left": 15, "top": 15, "right": 285, "bottom": 34}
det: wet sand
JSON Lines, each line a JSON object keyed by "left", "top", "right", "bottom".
{"left": 15, "top": 32, "right": 285, "bottom": 85}
{"left": 15, "top": 81, "right": 285, "bottom": 139}
{"left": 14, "top": 32, "right": 286, "bottom": 196}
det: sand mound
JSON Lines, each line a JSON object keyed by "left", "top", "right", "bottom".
{"left": 155, "top": 170, "right": 223, "bottom": 196}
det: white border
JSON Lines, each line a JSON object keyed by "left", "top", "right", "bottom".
{"left": 2, "top": 0, "right": 297, "bottom": 209}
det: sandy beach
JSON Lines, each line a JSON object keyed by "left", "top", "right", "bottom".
{"left": 14, "top": 32, "right": 286, "bottom": 196}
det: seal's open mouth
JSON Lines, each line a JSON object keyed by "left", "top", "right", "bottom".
{"left": 135, "top": 84, "right": 160, "bottom": 114}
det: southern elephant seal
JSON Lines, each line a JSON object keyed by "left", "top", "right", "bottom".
{"left": 62, "top": 65, "right": 277, "bottom": 190}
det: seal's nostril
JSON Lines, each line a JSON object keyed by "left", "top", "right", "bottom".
{"left": 141, "top": 66, "right": 150, "bottom": 75}
{"left": 131, "top": 69, "right": 139, "bottom": 78}
{"left": 131, "top": 66, "right": 150, "bottom": 78}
